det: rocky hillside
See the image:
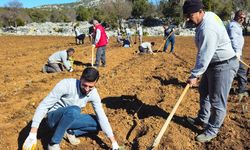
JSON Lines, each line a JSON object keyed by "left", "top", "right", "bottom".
{"left": 36, "top": 0, "right": 101, "bottom": 10}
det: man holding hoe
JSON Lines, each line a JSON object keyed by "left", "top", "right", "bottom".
{"left": 183, "top": 0, "right": 239, "bottom": 142}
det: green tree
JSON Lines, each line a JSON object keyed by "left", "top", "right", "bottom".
{"left": 76, "top": 6, "right": 93, "bottom": 21}
{"left": 132, "top": 0, "right": 150, "bottom": 18}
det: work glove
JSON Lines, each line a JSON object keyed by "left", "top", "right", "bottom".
{"left": 69, "top": 68, "right": 73, "bottom": 72}
{"left": 112, "top": 141, "right": 119, "bottom": 150}
{"left": 235, "top": 53, "right": 241, "bottom": 59}
{"left": 22, "top": 132, "right": 37, "bottom": 150}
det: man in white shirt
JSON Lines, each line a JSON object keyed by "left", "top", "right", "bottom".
{"left": 23, "top": 67, "right": 120, "bottom": 150}
{"left": 42, "top": 48, "right": 74, "bottom": 73}
{"left": 74, "top": 26, "right": 85, "bottom": 45}
{"left": 227, "top": 10, "right": 249, "bottom": 101}
{"left": 138, "top": 42, "right": 155, "bottom": 54}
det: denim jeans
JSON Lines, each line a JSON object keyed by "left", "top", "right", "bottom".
{"left": 46, "top": 63, "right": 63, "bottom": 73}
{"left": 197, "top": 57, "right": 238, "bottom": 136}
{"left": 163, "top": 35, "right": 175, "bottom": 53}
{"left": 236, "top": 61, "right": 248, "bottom": 93}
{"left": 47, "top": 106, "right": 101, "bottom": 144}
{"left": 95, "top": 46, "right": 106, "bottom": 67}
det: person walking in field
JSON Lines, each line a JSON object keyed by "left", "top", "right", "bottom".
{"left": 138, "top": 42, "right": 155, "bottom": 54}
{"left": 183, "top": 0, "right": 239, "bottom": 142}
{"left": 92, "top": 19, "right": 108, "bottom": 68}
{"left": 23, "top": 67, "right": 120, "bottom": 150}
{"left": 125, "top": 26, "right": 132, "bottom": 44}
{"left": 137, "top": 24, "right": 143, "bottom": 44}
{"left": 162, "top": 23, "right": 175, "bottom": 53}
{"left": 42, "top": 48, "right": 74, "bottom": 73}
{"left": 227, "top": 10, "right": 249, "bottom": 101}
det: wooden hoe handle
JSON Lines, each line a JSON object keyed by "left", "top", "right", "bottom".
{"left": 150, "top": 84, "right": 190, "bottom": 150}
{"left": 239, "top": 59, "right": 250, "bottom": 68}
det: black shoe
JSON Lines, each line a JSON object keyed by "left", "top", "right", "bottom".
{"left": 186, "top": 117, "right": 207, "bottom": 128}
{"left": 101, "top": 64, "right": 106, "bottom": 67}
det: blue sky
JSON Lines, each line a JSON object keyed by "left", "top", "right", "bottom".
{"left": 0, "top": 0, "right": 158, "bottom": 8}
{"left": 0, "top": 0, "right": 79, "bottom": 8}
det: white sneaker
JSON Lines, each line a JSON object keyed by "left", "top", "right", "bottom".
{"left": 64, "top": 132, "right": 80, "bottom": 145}
{"left": 48, "top": 144, "right": 60, "bottom": 150}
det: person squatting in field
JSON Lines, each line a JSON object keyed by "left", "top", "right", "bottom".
{"left": 23, "top": 67, "right": 120, "bottom": 150}
{"left": 183, "top": 0, "right": 239, "bottom": 143}
{"left": 42, "top": 48, "right": 74, "bottom": 73}
{"left": 226, "top": 10, "right": 249, "bottom": 101}
{"left": 91, "top": 19, "right": 108, "bottom": 68}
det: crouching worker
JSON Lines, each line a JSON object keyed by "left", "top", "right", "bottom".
{"left": 42, "top": 48, "right": 74, "bottom": 73}
{"left": 23, "top": 67, "right": 120, "bottom": 150}
{"left": 74, "top": 26, "right": 85, "bottom": 45}
{"left": 138, "top": 42, "right": 155, "bottom": 54}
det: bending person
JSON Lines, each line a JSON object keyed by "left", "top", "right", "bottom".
{"left": 23, "top": 67, "right": 120, "bottom": 150}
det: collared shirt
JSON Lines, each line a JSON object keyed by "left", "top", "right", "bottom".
{"left": 191, "top": 12, "right": 235, "bottom": 77}
{"left": 227, "top": 20, "right": 244, "bottom": 56}
{"left": 31, "top": 78, "right": 114, "bottom": 138}
{"left": 48, "top": 50, "right": 71, "bottom": 71}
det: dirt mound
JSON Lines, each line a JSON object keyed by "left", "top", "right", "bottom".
{"left": 0, "top": 36, "right": 249, "bottom": 150}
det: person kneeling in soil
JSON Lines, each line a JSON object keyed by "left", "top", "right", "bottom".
{"left": 42, "top": 48, "right": 74, "bottom": 73}
{"left": 23, "top": 67, "right": 120, "bottom": 150}
{"left": 138, "top": 42, "right": 155, "bottom": 54}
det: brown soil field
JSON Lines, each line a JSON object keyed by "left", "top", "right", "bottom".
{"left": 0, "top": 35, "right": 249, "bottom": 150}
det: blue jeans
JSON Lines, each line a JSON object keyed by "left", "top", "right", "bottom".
{"left": 95, "top": 46, "right": 106, "bottom": 67}
{"left": 197, "top": 57, "right": 238, "bottom": 136}
{"left": 236, "top": 61, "right": 248, "bottom": 93}
{"left": 163, "top": 35, "right": 175, "bottom": 53}
{"left": 47, "top": 106, "right": 101, "bottom": 144}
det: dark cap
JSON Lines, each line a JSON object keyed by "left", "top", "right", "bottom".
{"left": 183, "top": 0, "right": 203, "bottom": 14}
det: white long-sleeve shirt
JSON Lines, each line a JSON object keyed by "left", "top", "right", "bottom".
{"left": 191, "top": 12, "right": 236, "bottom": 77}
{"left": 31, "top": 78, "right": 114, "bottom": 138}
{"left": 141, "top": 42, "right": 153, "bottom": 53}
{"left": 227, "top": 20, "right": 244, "bottom": 56}
{"left": 48, "top": 50, "right": 72, "bottom": 71}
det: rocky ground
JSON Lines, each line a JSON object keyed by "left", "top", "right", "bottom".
{"left": 0, "top": 36, "right": 249, "bottom": 150}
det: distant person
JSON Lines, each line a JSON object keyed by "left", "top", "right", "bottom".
{"left": 92, "top": 20, "right": 108, "bottom": 68}
{"left": 22, "top": 67, "right": 120, "bottom": 150}
{"left": 227, "top": 10, "right": 249, "bottom": 101}
{"left": 88, "top": 25, "right": 95, "bottom": 44}
{"left": 116, "top": 28, "right": 123, "bottom": 45}
{"left": 42, "top": 48, "right": 74, "bottom": 73}
{"left": 137, "top": 24, "right": 143, "bottom": 44}
{"left": 138, "top": 42, "right": 155, "bottom": 54}
{"left": 74, "top": 26, "right": 85, "bottom": 45}
{"left": 162, "top": 23, "right": 175, "bottom": 53}
{"left": 183, "top": 0, "right": 238, "bottom": 143}
{"left": 122, "top": 38, "right": 131, "bottom": 48}
{"left": 125, "top": 26, "right": 132, "bottom": 43}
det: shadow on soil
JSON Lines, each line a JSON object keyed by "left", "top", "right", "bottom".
{"left": 102, "top": 95, "right": 203, "bottom": 149}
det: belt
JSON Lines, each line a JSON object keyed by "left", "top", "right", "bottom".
{"left": 209, "top": 56, "right": 237, "bottom": 67}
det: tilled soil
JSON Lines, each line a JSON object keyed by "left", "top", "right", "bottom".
{"left": 0, "top": 36, "right": 249, "bottom": 150}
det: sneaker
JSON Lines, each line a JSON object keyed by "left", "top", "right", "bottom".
{"left": 196, "top": 133, "right": 216, "bottom": 142}
{"left": 64, "top": 132, "right": 80, "bottom": 145}
{"left": 41, "top": 65, "right": 47, "bottom": 73}
{"left": 48, "top": 144, "right": 60, "bottom": 150}
{"left": 101, "top": 64, "right": 106, "bottom": 67}
{"left": 238, "top": 92, "right": 249, "bottom": 102}
{"left": 186, "top": 117, "right": 207, "bottom": 128}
